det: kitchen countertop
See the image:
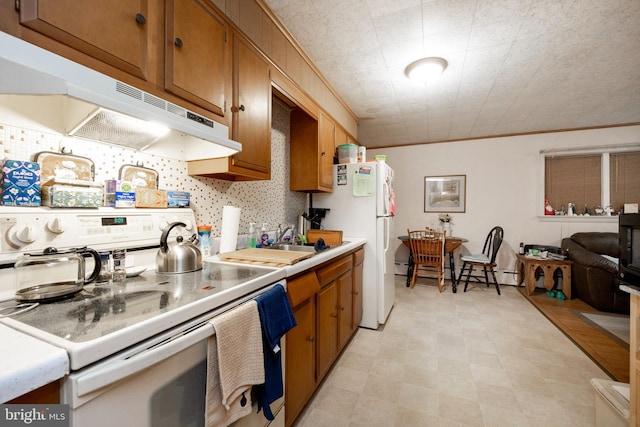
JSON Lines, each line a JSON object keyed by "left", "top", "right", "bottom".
{"left": 0, "top": 237, "right": 365, "bottom": 403}
{"left": 0, "top": 324, "right": 69, "bottom": 402}
{"left": 283, "top": 237, "right": 366, "bottom": 276}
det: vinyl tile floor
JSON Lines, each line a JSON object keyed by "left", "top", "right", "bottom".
{"left": 294, "top": 276, "right": 611, "bottom": 427}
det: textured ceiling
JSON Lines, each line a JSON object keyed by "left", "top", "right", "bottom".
{"left": 262, "top": 0, "right": 640, "bottom": 148}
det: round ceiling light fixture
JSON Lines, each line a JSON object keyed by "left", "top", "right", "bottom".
{"left": 404, "top": 57, "right": 448, "bottom": 85}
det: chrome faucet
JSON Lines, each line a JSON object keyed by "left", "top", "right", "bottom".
{"left": 275, "top": 224, "right": 292, "bottom": 243}
{"left": 275, "top": 224, "right": 301, "bottom": 244}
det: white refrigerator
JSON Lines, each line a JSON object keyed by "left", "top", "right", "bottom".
{"left": 313, "top": 160, "right": 395, "bottom": 329}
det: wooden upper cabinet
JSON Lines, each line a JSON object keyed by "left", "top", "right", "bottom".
{"left": 19, "top": 0, "right": 149, "bottom": 79}
{"left": 187, "top": 32, "right": 271, "bottom": 181}
{"left": 230, "top": 33, "right": 271, "bottom": 176}
{"left": 290, "top": 109, "right": 334, "bottom": 193}
{"left": 335, "top": 125, "right": 347, "bottom": 151}
{"left": 318, "top": 111, "right": 335, "bottom": 190}
{"left": 165, "top": 0, "right": 228, "bottom": 117}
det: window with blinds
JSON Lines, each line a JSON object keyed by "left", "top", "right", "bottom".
{"left": 545, "top": 155, "right": 601, "bottom": 213}
{"left": 611, "top": 152, "right": 640, "bottom": 211}
{"left": 543, "top": 146, "right": 640, "bottom": 215}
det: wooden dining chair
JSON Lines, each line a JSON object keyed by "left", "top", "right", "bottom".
{"left": 407, "top": 229, "right": 446, "bottom": 292}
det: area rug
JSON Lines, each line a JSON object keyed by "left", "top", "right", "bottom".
{"left": 575, "top": 311, "right": 630, "bottom": 347}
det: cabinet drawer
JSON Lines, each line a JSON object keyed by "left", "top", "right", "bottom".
{"left": 353, "top": 248, "right": 364, "bottom": 266}
{"left": 287, "top": 272, "right": 320, "bottom": 308}
{"left": 317, "top": 256, "right": 353, "bottom": 287}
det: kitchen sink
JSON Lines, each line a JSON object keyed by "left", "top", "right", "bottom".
{"left": 266, "top": 243, "right": 316, "bottom": 253}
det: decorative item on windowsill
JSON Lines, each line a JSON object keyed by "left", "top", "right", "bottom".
{"left": 544, "top": 197, "right": 554, "bottom": 216}
{"left": 439, "top": 213, "right": 452, "bottom": 237}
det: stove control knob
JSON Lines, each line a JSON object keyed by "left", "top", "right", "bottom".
{"left": 47, "top": 217, "right": 65, "bottom": 234}
{"left": 181, "top": 220, "right": 193, "bottom": 231}
{"left": 10, "top": 224, "right": 36, "bottom": 246}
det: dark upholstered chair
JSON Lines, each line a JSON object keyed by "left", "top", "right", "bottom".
{"left": 561, "top": 232, "right": 629, "bottom": 314}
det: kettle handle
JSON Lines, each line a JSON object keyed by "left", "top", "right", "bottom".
{"left": 81, "top": 248, "right": 102, "bottom": 284}
{"left": 160, "top": 222, "right": 186, "bottom": 252}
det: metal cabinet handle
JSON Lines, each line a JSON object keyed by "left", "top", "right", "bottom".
{"left": 135, "top": 13, "right": 146, "bottom": 25}
{"left": 340, "top": 305, "right": 345, "bottom": 311}
{"left": 331, "top": 312, "right": 338, "bottom": 318}
{"left": 306, "top": 336, "right": 315, "bottom": 342}
{"left": 239, "top": 104, "right": 245, "bottom": 111}
{"left": 175, "top": 37, "right": 184, "bottom": 48}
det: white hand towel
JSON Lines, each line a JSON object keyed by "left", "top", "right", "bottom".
{"left": 208, "top": 300, "right": 264, "bottom": 425}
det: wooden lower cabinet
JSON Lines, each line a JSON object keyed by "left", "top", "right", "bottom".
{"left": 285, "top": 248, "right": 363, "bottom": 427}
{"left": 352, "top": 248, "right": 364, "bottom": 330}
{"left": 285, "top": 271, "right": 320, "bottom": 427}
{"left": 285, "top": 297, "right": 316, "bottom": 426}
{"left": 8, "top": 381, "right": 60, "bottom": 404}
{"left": 338, "top": 270, "right": 354, "bottom": 349}
{"left": 317, "top": 281, "right": 338, "bottom": 379}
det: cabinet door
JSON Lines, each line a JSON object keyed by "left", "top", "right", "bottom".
{"left": 335, "top": 125, "right": 347, "bottom": 152}
{"left": 353, "top": 251, "right": 364, "bottom": 330}
{"left": 337, "top": 270, "right": 354, "bottom": 350}
{"left": 166, "top": 0, "right": 228, "bottom": 117}
{"left": 318, "top": 111, "right": 335, "bottom": 189}
{"left": 19, "top": 0, "right": 149, "bottom": 79}
{"left": 317, "top": 281, "right": 338, "bottom": 379}
{"left": 285, "top": 299, "right": 316, "bottom": 427}
{"left": 351, "top": 264, "right": 364, "bottom": 330}
{"left": 231, "top": 34, "right": 271, "bottom": 176}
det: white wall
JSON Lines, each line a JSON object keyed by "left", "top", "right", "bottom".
{"left": 369, "top": 125, "right": 640, "bottom": 285}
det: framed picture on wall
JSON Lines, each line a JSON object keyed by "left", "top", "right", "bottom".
{"left": 424, "top": 175, "right": 466, "bottom": 213}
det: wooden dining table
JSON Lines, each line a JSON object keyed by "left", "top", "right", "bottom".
{"left": 398, "top": 235, "right": 467, "bottom": 291}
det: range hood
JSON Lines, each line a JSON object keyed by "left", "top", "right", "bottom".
{"left": 0, "top": 32, "right": 241, "bottom": 160}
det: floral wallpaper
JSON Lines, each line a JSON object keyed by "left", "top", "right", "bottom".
{"left": 0, "top": 98, "right": 307, "bottom": 237}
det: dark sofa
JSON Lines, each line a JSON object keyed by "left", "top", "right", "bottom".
{"left": 561, "top": 232, "right": 629, "bottom": 314}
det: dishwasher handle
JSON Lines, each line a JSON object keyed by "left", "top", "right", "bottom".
{"left": 75, "top": 322, "right": 214, "bottom": 397}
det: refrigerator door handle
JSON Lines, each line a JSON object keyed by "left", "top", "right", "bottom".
{"left": 383, "top": 216, "right": 390, "bottom": 274}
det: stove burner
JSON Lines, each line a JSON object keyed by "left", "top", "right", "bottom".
{"left": 208, "top": 267, "right": 257, "bottom": 281}
{"left": 67, "top": 290, "right": 173, "bottom": 324}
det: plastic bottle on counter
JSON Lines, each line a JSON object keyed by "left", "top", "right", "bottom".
{"left": 198, "top": 225, "right": 212, "bottom": 256}
{"left": 260, "top": 223, "right": 269, "bottom": 247}
{"left": 112, "top": 248, "right": 126, "bottom": 282}
{"left": 248, "top": 222, "right": 258, "bottom": 248}
{"left": 519, "top": 242, "right": 525, "bottom": 255}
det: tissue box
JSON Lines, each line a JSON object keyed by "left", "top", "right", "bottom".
{"left": 135, "top": 187, "right": 167, "bottom": 208}
{"left": 167, "top": 191, "right": 190, "bottom": 207}
{"left": 41, "top": 184, "right": 103, "bottom": 208}
{"left": 2, "top": 160, "right": 41, "bottom": 206}
{"left": 105, "top": 180, "right": 135, "bottom": 208}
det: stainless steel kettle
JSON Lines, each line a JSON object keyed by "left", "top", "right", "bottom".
{"left": 156, "top": 222, "right": 202, "bottom": 273}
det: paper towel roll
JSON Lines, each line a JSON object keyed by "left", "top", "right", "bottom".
{"left": 219, "top": 205, "right": 241, "bottom": 253}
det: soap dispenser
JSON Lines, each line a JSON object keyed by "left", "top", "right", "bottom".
{"left": 260, "top": 223, "right": 269, "bottom": 247}
{"left": 248, "top": 223, "right": 258, "bottom": 248}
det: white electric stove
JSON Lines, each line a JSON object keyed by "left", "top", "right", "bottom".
{"left": 0, "top": 207, "right": 284, "bottom": 369}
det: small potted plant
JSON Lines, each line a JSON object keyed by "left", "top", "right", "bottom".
{"left": 439, "top": 214, "right": 452, "bottom": 236}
